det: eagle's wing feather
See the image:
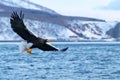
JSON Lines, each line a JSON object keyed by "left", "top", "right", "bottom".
{"left": 10, "top": 11, "right": 38, "bottom": 43}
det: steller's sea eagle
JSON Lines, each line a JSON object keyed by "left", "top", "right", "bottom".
{"left": 10, "top": 11, "right": 68, "bottom": 54}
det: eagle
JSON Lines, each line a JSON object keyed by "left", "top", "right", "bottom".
{"left": 10, "top": 11, "right": 68, "bottom": 54}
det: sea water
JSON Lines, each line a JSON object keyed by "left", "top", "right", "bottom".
{"left": 0, "top": 42, "right": 120, "bottom": 80}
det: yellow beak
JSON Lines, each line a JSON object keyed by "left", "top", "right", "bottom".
{"left": 47, "top": 39, "right": 51, "bottom": 42}
{"left": 27, "top": 49, "right": 32, "bottom": 54}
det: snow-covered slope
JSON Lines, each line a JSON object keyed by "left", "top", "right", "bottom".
{"left": 67, "top": 20, "right": 117, "bottom": 40}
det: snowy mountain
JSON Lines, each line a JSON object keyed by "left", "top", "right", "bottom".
{"left": 0, "top": 0, "right": 120, "bottom": 41}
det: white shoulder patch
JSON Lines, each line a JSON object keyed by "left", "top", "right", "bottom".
{"left": 26, "top": 43, "right": 33, "bottom": 49}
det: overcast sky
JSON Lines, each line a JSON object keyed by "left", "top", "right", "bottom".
{"left": 30, "top": 0, "right": 120, "bottom": 21}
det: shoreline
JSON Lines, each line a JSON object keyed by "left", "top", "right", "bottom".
{"left": 0, "top": 40, "right": 120, "bottom": 43}
{"left": 0, "top": 40, "right": 120, "bottom": 42}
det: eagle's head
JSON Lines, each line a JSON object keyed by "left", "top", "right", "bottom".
{"left": 20, "top": 41, "right": 33, "bottom": 54}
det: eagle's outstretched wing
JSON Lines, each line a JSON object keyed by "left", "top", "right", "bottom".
{"left": 37, "top": 43, "right": 59, "bottom": 51}
{"left": 37, "top": 43, "right": 68, "bottom": 51}
{"left": 10, "top": 11, "right": 38, "bottom": 43}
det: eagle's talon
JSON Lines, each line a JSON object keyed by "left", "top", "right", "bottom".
{"left": 27, "top": 48, "right": 32, "bottom": 54}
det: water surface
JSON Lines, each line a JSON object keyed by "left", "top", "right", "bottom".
{"left": 0, "top": 42, "right": 120, "bottom": 80}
